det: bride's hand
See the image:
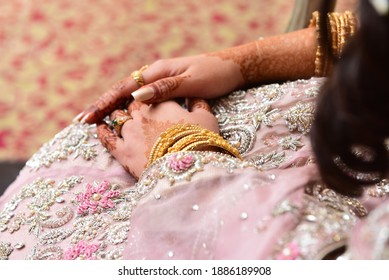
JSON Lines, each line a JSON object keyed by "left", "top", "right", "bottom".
{"left": 77, "top": 54, "right": 244, "bottom": 124}
{"left": 96, "top": 98, "right": 218, "bottom": 178}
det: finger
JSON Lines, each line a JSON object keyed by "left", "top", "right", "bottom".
{"left": 186, "top": 98, "right": 212, "bottom": 113}
{"left": 131, "top": 75, "right": 192, "bottom": 104}
{"left": 127, "top": 101, "right": 147, "bottom": 115}
{"left": 78, "top": 76, "right": 139, "bottom": 123}
{"left": 110, "top": 109, "right": 131, "bottom": 121}
{"left": 96, "top": 122, "right": 125, "bottom": 158}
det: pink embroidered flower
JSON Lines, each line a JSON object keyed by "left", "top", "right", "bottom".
{"left": 276, "top": 242, "right": 301, "bottom": 260}
{"left": 64, "top": 240, "right": 100, "bottom": 260}
{"left": 75, "top": 180, "right": 120, "bottom": 215}
{"left": 168, "top": 154, "right": 194, "bottom": 172}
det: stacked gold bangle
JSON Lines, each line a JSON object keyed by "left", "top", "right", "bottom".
{"left": 310, "top": 11, "right": 330, "bottom": 77}
{"left": 328, "top": 11, "right": 357, "bottom": 59}
{"left": 147, "top": 124, "right": 242, "bottom": 167}
{"left": 310, "top": 11, "right": 357, "bottom": 77}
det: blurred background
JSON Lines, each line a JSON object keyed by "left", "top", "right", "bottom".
{"left": 0, "top": 0, "right": 354, "bottom": 190}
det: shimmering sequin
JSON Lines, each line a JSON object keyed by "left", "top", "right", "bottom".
{"left": 26, "top": 123, "right": 98, "bottom": 170}
{"left": 284, "top": 102, "right": 315, "bottom": 134}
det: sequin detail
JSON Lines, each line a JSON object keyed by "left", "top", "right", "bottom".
{"left": 0, "top": 242, "right": 14, "bottom": 260}
{"left": 273, "top": 183, "right": 367, "bottom": 260}
{"left": 26, "top": 123, "right": 98, "bottom": 170}
{"left": 137, "top": 151, "right": 254, "bottom": 193}
{"left": 247, "top": 151, "right": 286, "bottom": 170}
{"left": 0, "top": 176, "right": 83, "bottom": 235}
{"left": 212, "top": 79, "right": 322, "bottom": 155}
{"left": 368, "top": 179, "right": 389, "bottom": 197}
{"left": 284, "top": 102, "right": 315, "bottom": 134}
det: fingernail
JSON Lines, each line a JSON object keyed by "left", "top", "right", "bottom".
{"left": 80, "top": 113, "right": 91, "bottom": 124}
{"left": 132, "top": 86, "right": 155, "bottom": 102}
{"left": 72, "top": 112, "right": 84, "bottom": 123}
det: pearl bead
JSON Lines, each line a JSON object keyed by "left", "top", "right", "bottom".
{"left": 240, "top": 212, "right": 248, "bottom": 220}
{"left": 92, "top": 193, "right": 102, "bottom": 201}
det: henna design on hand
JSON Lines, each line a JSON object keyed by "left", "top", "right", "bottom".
{"left": 148, "top": 75, "right": 190, "bottom": 102}
{"left": 187, "top": 98, "right": 212, "bottom": 113}
{"left": 88, "top": 78, "right": 134, "bottom": 121}
{"left": 141, "top": 117, "right": 184, "bottom": 161}
{"left": 127, "top": 101, "right": 143, "bottom": 113}
{"left": 97, "top": 125, "right": 118, "bottom": 152}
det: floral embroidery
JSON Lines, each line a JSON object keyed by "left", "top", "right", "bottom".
{"left": 26, "top": 123, "right": 98, "bottom": 171}
{"left": 75, "top": 180, "right": 120, "bottom": 215}
{"left": 284, "top": 102, "right": 315, "bottom": 134}
{"left": 213, "top": 78, "right": 324, "bottom": 155}
{"left": 168, "top": 154, "right": 194, "bottom": 172}
{"left": 137, "top": 151, "right": 254, "bottom": 193}
{"left": 0, "top": 174, "right": 133, "bottom": 259}
{"left": 0, "top": 242, "right": 14, "bottom": 260}
{"left": 278, "top": 136, "right": 304, "bottom": 151}
{"left": 64, "top": 240, "right": 100, "bottom": 260}
{"left": 0, "top": 176, "right": 83, "bottom": 235}
{"left": 247, "top": 151, "right": 286, "bottom": 170}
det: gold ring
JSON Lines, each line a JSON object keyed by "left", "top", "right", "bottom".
{"left": 111, "top": 116, "right": 132, "bottom": 136}
{"left": 130, "top": 65, "right": 149, "bottom": 87}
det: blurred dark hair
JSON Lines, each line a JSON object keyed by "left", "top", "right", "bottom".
{"left": 310, "top": 0, "right": 389, "bottom": 197}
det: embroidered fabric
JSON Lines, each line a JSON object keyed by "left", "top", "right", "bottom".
{"left": 0, "top": 77, "right": 387, "bottom": 260}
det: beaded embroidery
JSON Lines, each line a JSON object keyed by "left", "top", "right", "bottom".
{"left": 0, "top": 176, "right": 83, "bottom": 234}
{"left": 26, "top": 123, "right": 98, "bottom": 170}
{"left": 273, "top": 183, "right": 368, "bottom": 260}
{"left": 284, "top": 102, "right": 315, "bottom": 135}
{"left": 137, "top": 151, "right": 254, "bottom": 193}
{"left": 247, "top": 151, "right": 286, "bottom": 170}
{"left": 0, "top": 242, "right": 14, "bottom": 260}
{"left": 213, "top": 79, "right": 323, "bottom": 155}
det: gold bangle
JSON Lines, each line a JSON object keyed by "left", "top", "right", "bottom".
{"left": 147, "top": 124, "right": 242, "bottom": 167}
{"left": 147, "top": 124, "right": 203, "bottom": 163}
{"left": 328, "top": 11, "right": 358, "bottom": 59}
{"left": 310, "top": 11, "right": 358, "bottom": 76}
{"left": 310, "top": 11, "right": 329, "bottom": 77}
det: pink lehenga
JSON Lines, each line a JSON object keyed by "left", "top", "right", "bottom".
{"left": 0, "top": 77, "right": 387, "bottom": 260}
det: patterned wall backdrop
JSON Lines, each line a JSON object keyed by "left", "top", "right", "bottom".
{"left": 0, "top": 0, "right": 355, "bottom": 161}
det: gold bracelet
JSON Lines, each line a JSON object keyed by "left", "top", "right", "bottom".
{"left": 147, "top": 124, "right": 242, "bottom": 167}
{"left": 310, "top": 11, "right": 358, "bottom": 76}
{"left": 310, "top": 11, "right": 331, "bottom": 77}
{"left": 148, "top": 124, "right": 203, "bottom": 163}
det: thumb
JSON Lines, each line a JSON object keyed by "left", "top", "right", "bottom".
{"left": 131, "top": 75, "right": 192, "bottom": 104}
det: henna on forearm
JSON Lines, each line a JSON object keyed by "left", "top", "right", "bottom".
{"left": 207, "top": 28, "right": 317, "bottom": 84}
